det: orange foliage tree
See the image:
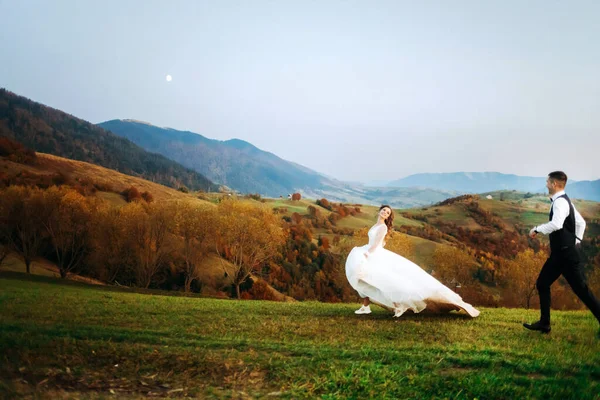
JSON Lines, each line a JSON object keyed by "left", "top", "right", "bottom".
{"left": 120, "top": 201, "right": 176, "bottom": 288}
{"left": 0, "top": 186, "right": 46, "bottom": 274}
{"left": 174, "top": 201, "right": 215, "bottom": 292}
{"left": 40, "top": 187, "right": 96, "bottom": 278}
{"left": 498, "top": 249, "right": 548, "bottom": 309}
{"left": 214, "top": 200, "right": 286, "bottom": 299}
{"left": 432, "top": 245, "right": 478, "bottom": 288}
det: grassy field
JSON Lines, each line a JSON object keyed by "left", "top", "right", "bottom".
{"left": 1, "top": 274, "right": 599, "bottom": 399}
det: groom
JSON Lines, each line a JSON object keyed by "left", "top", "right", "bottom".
{"left": 524, "top": 171, "right": 600, "bottom": 337}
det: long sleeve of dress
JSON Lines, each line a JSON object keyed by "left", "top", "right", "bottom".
{"left": 367, "top": 225, "right": 387, "bottom": 254}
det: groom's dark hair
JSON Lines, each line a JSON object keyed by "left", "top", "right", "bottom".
{"left": 548, "top": 171, "right": 568, "bottom": 186}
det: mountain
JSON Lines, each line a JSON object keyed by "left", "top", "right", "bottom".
{"left": 568, "top": 180, "right": 600, "bottom": 202}
{"left": 98, "top": 119, "right": 462, "bottom": 207}
{"left": 0, "top": 89, "right": 218, "bottom": 192}
{"left": 386, "top": 172, "right": 547, "bottom": 193}
{"left": 99, "top": 119, "right": 327, "bottom": 197}
{"left": 386, "top": 172, "right": 600, "bottom": 201}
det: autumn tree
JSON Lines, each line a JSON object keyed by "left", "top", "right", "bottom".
{"left": 317, "top": 198, "right": 332, "bottom": 210}
{"left": 122, "top": 186, "right": 141, "bottom": 202}
{"left": 498, "top": 249, "right": 548, "bottom": 309}
{"left": 0, "top": 241, "right": 8, "bottom": 267}
{"left": 214, "top": 199, "right": 286, "bottom": 299}
{"left": 89, "top": 205, "right": 132, "bottom": 283}
{"left": 0, "top": 186, "right": 46, "bottom": 273}
{"left": 291, "top": 193, "right": 301, "bottom": 201}
{"left": 432, "top": 245, "right": 477, "bottom": 288}
{"left": 385, "top": 231, "right": 415, "bottom": 261}
{"left": 40, "top": 187, "right": 95, "bottom": 278}
{"left": 174, "top": 201, "right": 216, "bottom": 292}
{"left": 587, "top": 253, "right": 600, "bottom": 299}
{"left": 120, "top": 201, "right": 176, "bottom": 288}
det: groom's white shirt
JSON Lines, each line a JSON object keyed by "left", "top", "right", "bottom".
{"left": 532, "top": 190, "right": 586, "bottom": 244}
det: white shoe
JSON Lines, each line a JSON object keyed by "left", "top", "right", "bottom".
{"left": 355, "top": 305, "right": 371, "bottom": 315}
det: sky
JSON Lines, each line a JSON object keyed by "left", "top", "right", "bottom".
{"left": 1, "top": 0, "right": 599, "bottom": 182}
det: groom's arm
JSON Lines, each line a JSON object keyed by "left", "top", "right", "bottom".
{"left": 530, "top": 198, "right": 569, "bottom": 236}
{"left": 573, "top": 205, "right": 586, "bottom": 244}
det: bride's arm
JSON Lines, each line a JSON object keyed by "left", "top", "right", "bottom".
{"left": 365, "top": 225, "right": 387, "bottom": 257}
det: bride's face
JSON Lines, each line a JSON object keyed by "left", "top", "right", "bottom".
{"left": 379, "top": 207, "right": 391, "bottom": 219}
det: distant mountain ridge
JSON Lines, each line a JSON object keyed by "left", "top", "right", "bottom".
{"left": 100, "top": 119, "right": 600, "bottom": 204}
{"left": 99, "top": 119, "right": 330, "bottom": 197}
{"left": 0, "top": 90, "right": 218, "bottom": 192}
{"left": 384, "top": 172, "right": 600, "bottom": 201}
{"left": 386, "top": 172, "right": 547, "bottom": 193}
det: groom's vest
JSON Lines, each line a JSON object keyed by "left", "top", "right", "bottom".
{"left": 548, "top": 194, "right": 576, "bottom": 251}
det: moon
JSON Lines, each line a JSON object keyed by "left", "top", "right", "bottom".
{"left": 166, "top": 75, "right": 172, "bottom": 82}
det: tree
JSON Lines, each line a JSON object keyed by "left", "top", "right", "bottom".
{"left": 291, "top": 193, "right": 301, "bottom": 201}
{"left": 214, "top": 200, "right": 286, "bottom": 299}
{"left": 89, "top": 205, "right": 132, "bottom": 283}
{"left": 0, "top": 186, "right": 46, "bottom": 273}
{"left": 120, "top": 201, "right": 176, "bottom": 288}
{"left": 41, "top": 187, "right": 95, "bottom": 278}
{"left": 385, "top": 232, "right": 415, "bottom": 261}
{"left": 588, "top": 253, "right": 600, "bottom": 299}
{"left": 432, "top": 246, "right": 477, "bottom": 288}
{"left": 499, "top": 249, "right": 548, "bottom": 309}
{"left": 122, "top": 186, "right": 141, "bottom": 202}
{"left": 174, "top": 201, "right": 215, "bottom": 292}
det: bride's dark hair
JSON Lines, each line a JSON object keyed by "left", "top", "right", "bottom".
{"left": 380, "top": 205, "right": 394, "bottom": 241}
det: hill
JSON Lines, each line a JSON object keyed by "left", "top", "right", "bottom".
{"left": 98, "top": 119, "right": 327, "bottom": 197}
{"left": 0, "top": 152, "right": 210, "bottom": 203}
{"left": 1, "top": 275, "right": 598, "bottom": 399}
{"left": 0, "top": 89, "right": 218, "bottom": 192}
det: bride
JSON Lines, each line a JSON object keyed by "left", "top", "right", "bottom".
{"left": 345, "top": 205, "right": 480, "bottom": 318}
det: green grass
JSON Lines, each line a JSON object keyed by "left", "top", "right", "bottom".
{"left": 1, "top": 275, "right": 599, "bottom": 399}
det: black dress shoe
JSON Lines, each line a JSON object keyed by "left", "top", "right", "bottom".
{"left": 523, "top": 321, "right": 551, "bottom": 333}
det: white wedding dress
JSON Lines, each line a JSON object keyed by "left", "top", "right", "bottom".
{"left": 345, "top": 224, "right": 480, "bottom": 318}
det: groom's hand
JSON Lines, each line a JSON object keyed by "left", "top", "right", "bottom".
{"left": 529, "top": 228, "right": 537, "bottom": 238}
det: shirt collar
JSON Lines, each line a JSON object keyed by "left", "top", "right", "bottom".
{"left": 551, "top": 190, "right": 565, "bottom": 202}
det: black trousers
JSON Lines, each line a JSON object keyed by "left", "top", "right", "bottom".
{"left": 536, "top": 246, "right": 600, "bottom": 325}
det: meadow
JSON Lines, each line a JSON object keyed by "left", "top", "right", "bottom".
{"left": 1, "top": 273, "right": 599, "bottom": 399}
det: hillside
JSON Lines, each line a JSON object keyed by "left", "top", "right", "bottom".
{"left": 0, "top": 152, "right": 210, "bottom": 203}
{"left": 1, "top": 275, "right": 598, "bottom": 399}
{"left": 0, "top": 89, "right": 218, "bottom": 192}
{"left": 99, "top": 119, "right": 327, "bottom": 196}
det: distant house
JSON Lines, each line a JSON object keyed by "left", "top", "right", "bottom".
{"left": 486, "top": 195, "right": 493, "bottom": 200}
